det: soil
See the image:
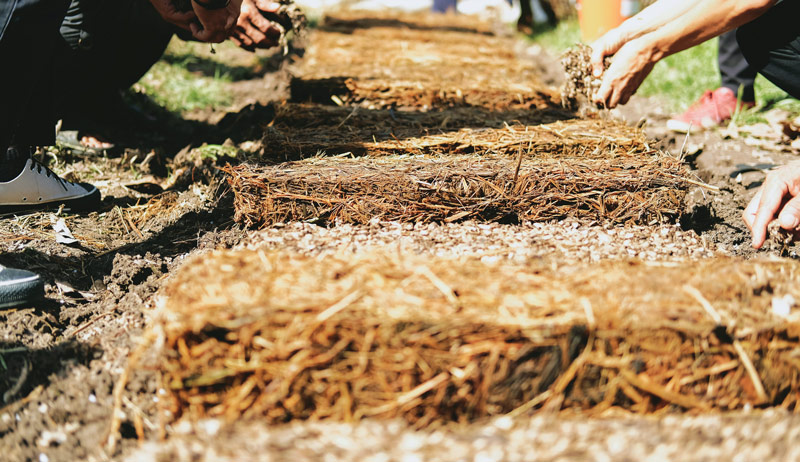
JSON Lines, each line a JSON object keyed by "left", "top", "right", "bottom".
{"left": 1, "top": 10, "right": 799, "bottom": 462}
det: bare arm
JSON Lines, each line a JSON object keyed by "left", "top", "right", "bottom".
{"left": 590, "top": 0, "right": 776, "bottom": 108}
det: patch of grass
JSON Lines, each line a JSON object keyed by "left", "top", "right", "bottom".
{"left": 196, "top": 144, "right": 239, "bottom": 161}
{"left": 135, "top": 60, "right": 233, "bottom": 113}
{"left": 637, "top": 39, "right": 719, "bottom": 111}
{"left": 525, "top": 19, "right": 580, "bottom": 52}
{"left": 133, "top": 39, "right": 236, "bottom": 113}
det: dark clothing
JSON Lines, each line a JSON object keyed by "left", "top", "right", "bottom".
{"left": 738, "top": 0, "right": 800, "bottom": 99}
{"left": 54, "top": 0, "right": 174, "bottom": 127}
{"left": 0, "top": 0, "right": 69, "bottom": 179}
{"left": 719, "top": 29, "right": 756, "bottom": 102}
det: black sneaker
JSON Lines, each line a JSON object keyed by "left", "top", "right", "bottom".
{"left": 0, "top": 266, "right": 44, "bottom": 309}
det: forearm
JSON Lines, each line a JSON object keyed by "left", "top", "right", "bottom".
{"left": 639, "top": 0, "right": 776, "bottom": 61}
{"left": 612, "top": 0, "right": 698, "bottom": 42}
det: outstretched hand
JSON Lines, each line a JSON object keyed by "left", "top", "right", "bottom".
{"left": 743, "top": 162, "right": 800, "bottom": 248}
{"left": 190, "top": 0, "right": 243, "bottom": 43}
{"left": 590, "top": 30, "right": 657, "bottom": 108}
{"left": 231, "top": 0, "right": 283, "bottom": 50}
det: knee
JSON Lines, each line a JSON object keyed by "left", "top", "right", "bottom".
{"left": 735, "top": 24, "right": 765, "bottom": 71}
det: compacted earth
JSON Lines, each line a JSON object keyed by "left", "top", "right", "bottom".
{"left": 1, "top": 10, "right": 799, "bottom": 462}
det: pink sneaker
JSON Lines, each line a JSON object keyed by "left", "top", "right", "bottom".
{"left": 667, "top": 87, "right": 755, "bottom": 133}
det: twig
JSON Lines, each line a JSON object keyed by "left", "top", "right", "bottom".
{"left": 316, "top": 290, "right": 362, "bottom": 322}
{"left": 619, "top": 369, "right": 710, "bottom": 410}
{"left": 417, "top": 266, "right": 459, "bottom": 306}
{"left": 3, "top": 358, "right": 30, "bottom": 403}
{"left": 683, "top": 285, "right": 723, "bottom": 324}
{"left": 684, "top": 284, "right": 767, "bottom": 404}
{"left": 505, "top": 390, "right": 552, "bottom": 418}
{"left": 366, "top": 372, "right": 449, "bottom": 415}
{"left": 733, "top": 340, "right": 768, "bottom": 404}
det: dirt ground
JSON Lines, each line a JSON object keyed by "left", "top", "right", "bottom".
{"left": 1, "top": 11, "right": 799, "bottom": 462}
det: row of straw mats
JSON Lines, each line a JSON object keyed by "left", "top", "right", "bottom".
{"left": 142, "top": 249, "right": 800, "bottom": 425}
{"left": 261, "top": 117, "right": 654, "bottom": 161}
{"left": 224, "top": 153, "right": 687, "bottom": 227}
{"left": 291, "top": 12, "right": 559, "bottom": 109}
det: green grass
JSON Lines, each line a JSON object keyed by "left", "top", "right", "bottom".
{"left": 133, "top": 40, "right": 235, "bottom": 113}
{"left": 527, "top": 19, "right": 799, "bottom": 119}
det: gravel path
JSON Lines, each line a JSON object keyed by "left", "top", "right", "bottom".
{"left": 241, "top": 220, "right": 716, "bottom": 262}
{"left": 127, "top": 410, "right": 800, "bottom": 462}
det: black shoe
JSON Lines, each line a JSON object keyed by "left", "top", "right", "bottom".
{"left": 0, "top": 266, "right": 44, "bottom": 309}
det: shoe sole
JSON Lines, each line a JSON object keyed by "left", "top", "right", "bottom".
{"left": 0, "top": 276, "right": 45, "bottom": 309}
{"left": 0, "top": 186, "right": 101, "bottom": 215}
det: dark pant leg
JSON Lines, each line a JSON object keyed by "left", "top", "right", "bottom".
{"left": 737, "top": 0, "right": 800, "bottom": 99}
{"left": 0, "top": 0, "right": 69, "bottom": 180}
{"left": 54, "top": 0, "right": 175, "bottom": 125}
{"left": 718, "top": 29, "right": 756, "bottom": 102}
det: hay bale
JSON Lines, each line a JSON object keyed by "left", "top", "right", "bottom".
{"left": 292, "top": 13, "right": 559, "bottom": 110}
{"left": 261, "top": 117, "right": 649, "bottom": 161}
{"left": 224, "top": 152, "right": 687, "bottom": 227}
{"left": 145, "top": 249, "right": 800, "bottom": 425}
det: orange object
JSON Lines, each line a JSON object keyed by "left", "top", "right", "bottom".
{"left": 577, "top": 0, "right": 640, "bottom": 43}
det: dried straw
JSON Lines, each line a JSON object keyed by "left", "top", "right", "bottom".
{"left": 292, "top": 12, "right": 559, "bottom": 110}
{"left": 143, "top": 249, "right": 800, "bottom": 426}
{"left": 224, "top": 152, "right": 687, "bottom": 227}
{"left": 261, "top": 117, "right": 651, "bottom": 161}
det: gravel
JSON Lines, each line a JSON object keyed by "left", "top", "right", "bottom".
{"left": 240, "top": 220, "right": 716, "bottom": 262}
{"left": 126, "top": 409, "right": 800, "bottom": 462}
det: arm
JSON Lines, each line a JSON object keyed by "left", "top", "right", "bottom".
{"left": 590, "top": 0, "right": 776, "bottom": 108}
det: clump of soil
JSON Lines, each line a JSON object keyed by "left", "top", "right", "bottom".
{"left": 765, "top": 220, "right": 798, "bottom": 255}
{"left": 561, "top": 44, "right": 604, "bottom": 110}
{"left": 265, "top": 0, "right": 307, "bottom": 55}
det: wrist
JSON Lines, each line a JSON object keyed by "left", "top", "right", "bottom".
{"left": 192, "top": 0, "right": 230, "bottom": 10}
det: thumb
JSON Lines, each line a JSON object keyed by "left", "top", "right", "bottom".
{"left": 589, "top": 44, "right": 607, "bottom": 78}
{"left": 778, "top": 194, "right": 800, "bottom": 230}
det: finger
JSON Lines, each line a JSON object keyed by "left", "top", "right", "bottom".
{"left": 255, "top": 0, "right": 281, "bottom": 12}
{"left": 751, "top": 177, "right": 789, "bottom": 248}
{"left": 248, "top": 8, "right": 273, "bottom": 32}
{"left": 743, "top": 188, "right": 763, "bottom": 231}
{"left": 778, "top": 194, "right": 800, "bottom": 230}
{"left": 235, "top": 27, "right": 254, "bottom": 47}
{"left": 225, "top": 14, "right": 238, "bottom": 32}
{"left": 243, "top": 21, "right": 267, "bottom": 44}
{"left": 190, "top": 21, "right": 204, "bottom": 39}
{"left": 590, "top": 43, "right": 608, "bottom": 78}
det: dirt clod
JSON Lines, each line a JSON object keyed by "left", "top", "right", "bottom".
{"left": 561, "top": 44, "right": 605, "bottom": 109}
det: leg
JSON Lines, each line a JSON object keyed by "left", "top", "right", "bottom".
{"left": 718, "top": 29, "right": 756, "bottom": 103}
{"left": 0, "top": 0, "right": 68, "bottom": 181}
{"left": 55, "top": 0, "right": 175, "bottom": 130}
{"left": 0, "top": 0, "right": 101, "bottom": 211}
{"left": 0, "top": 0, "right": 71, "bottom": 308}
{"left": 737, "top": 1, "right": 800, "bottom": 99}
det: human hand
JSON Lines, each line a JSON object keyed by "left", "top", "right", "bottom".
{"left": 744, "top": 162, "right": 800, "bottom": 249}
{"left": 591, "top": 37, "right": 656, "bottom": 108}
{"left": 190, "top": 0, "right": 243, "bottom": 43}
{"left": 149, "top": 0, "right": 197, "bottom": 31}
{"left": 231, "top": 0, "right": 282, "bottom": 50}
{"left": 589, "top": 28, "right": 630, "bottom": 79}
